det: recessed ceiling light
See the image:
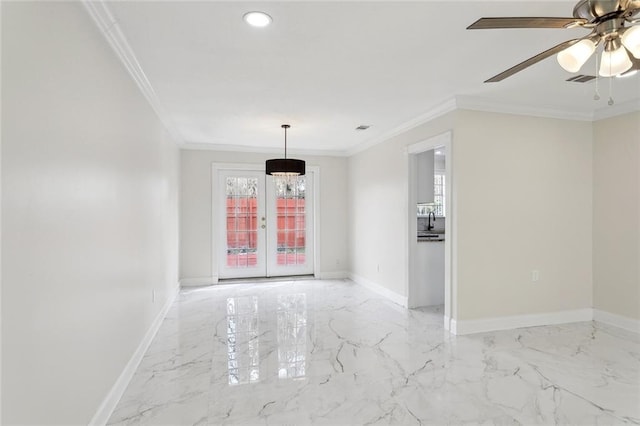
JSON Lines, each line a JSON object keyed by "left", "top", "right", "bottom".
{"left": 435, "top": 151, "right": 443, "bottom": 155}
{"left": 243, "top": 11, "right": 272, "bottom": 28}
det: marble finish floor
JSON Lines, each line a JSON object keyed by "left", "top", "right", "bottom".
{"left": 108, "top": 279, "right": 640, "bottom": 425}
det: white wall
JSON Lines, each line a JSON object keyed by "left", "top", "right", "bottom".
{"left": 348, "top": 112, "right": 456, "bottom": 299}
{"left": 593, "top": 111, "right": 640, "bottom": 321}
{"left": 180, "top": 149, "right": 348, "bottom": 282}
{"left": 348, "top": 109, "right": 594, "bottom": 322}
{"left": 1, "top": 3, "right": 180, "bottom": 424}
{"left": 454, "top": 110, "right": 593, "bottom": 320}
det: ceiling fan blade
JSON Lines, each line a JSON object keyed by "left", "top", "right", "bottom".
{"left": 467, "top": 17, "right": 587, "bottom": 30}
{"left": 485, "top": 38, "right": 583, "bottom": 83}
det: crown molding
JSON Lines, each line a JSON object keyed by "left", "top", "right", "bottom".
{"left": 345, "top": 98, "right": 457, "bottom": 156}
{"left": 180, "top": 142, "right": 347, "bottom": 158}
{"left": 455, "top": 95, "right": 594, "bottom": 122}
{"left": 593, "top": 98, "right": 640, "bottom": 121}
{"left": 345, "top": 94, "right": 639, "bottom": 157}
{"left": 183, "top": 94, "right": 639, "bottom": 158}
{"left": 82, "top": 0, "right": 183, "bottom": 144}
{"left": 457, "top": 95, "right": 639, "bottom": 122}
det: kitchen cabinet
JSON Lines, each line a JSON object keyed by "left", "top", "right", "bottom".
{"left": 414, "top": 240, "right": 444, "bottom": 307}
{"left": 417, "top": 150, "right": 434, "bottom": 203}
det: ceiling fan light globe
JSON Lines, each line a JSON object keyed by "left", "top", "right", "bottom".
{"left": 621, "top": 25, "right": 640, "bottom": 59}
{"left": 556, "top": 39, "right": 596, "bottom": 73}
{"left": 599, "top": 45, "right": 633, "bottom": 77}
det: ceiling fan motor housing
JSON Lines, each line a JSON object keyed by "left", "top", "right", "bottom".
{"left": 573, "top": 0, "right": 640, "bottom": 23}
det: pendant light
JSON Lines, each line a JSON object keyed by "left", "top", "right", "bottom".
{"left": 265, "top": 124, "right": 305, "bottom": 176}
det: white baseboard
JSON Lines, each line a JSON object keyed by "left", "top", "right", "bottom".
{"left": 316, "top": 270, "right": 348, "bottom": 280}
{"left": 349, "top": 273, "right": 408, "bottom": 308}
{"left": 452, "top": 308, "right": 593, "bottom": 336}
{"left": 444, "top": 315, "right": 451, "bottom": 332}
{"left": 450, "top": 318, "right": 458, "bottom": 335}
{"left": 89, "top": 284, "right": 180, "bottom": 426}
{"left": 593, "top": 309, "right": 640, "bottom": 334}
{"left": 179, "top": 276, "right": 218, "bottom": 287}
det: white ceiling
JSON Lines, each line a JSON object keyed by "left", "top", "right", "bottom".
{"left": 103, "top": 1, "right": 640, "bottom": 154}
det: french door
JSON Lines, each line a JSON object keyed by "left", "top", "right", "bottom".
{"left": 217, "top": 169, "right": 314, "bottom": 279}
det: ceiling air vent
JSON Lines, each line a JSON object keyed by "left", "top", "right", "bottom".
{"left": 355, "top": 125, "right": 370, "bottom": 131}
{"left": 566, "top": 74, "right": 596, "bottom": 83}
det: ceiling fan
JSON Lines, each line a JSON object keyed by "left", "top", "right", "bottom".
{"left": 468, "top": 0, "right": 640, "bottom": 82}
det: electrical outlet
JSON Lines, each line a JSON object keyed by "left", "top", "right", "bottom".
{"left": 531, "top": 270, "right": 539, "bottom": 282}
{"left": 377, "top": 264, "right": 380, "bottom": 273}
{"left": 152, "top": 289, "right": 156, "bottom": 303}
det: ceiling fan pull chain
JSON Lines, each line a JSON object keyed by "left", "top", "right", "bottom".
{"left": 608, "top": 54, "right": 615, "bottom": 106}
{"left": 608, "top": 76, "right": 615, "bottom": 106}
{"left": 594, "top": 50, "right": 601, "bottom": 101}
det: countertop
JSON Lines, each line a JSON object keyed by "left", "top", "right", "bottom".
{"left": 417, "top": 231, "right": 445, "bottom": 242}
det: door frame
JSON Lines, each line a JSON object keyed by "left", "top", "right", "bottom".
{"left": 211, "top": 162, "right": 320, "bottom": 282}
{"left": 406, "top": 131, "right": 456, "bottom": 332}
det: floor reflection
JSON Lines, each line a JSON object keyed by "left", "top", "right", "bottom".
{"left": 277, "top": 294, "right": 307, "bottom": 380}
{"left": 226, "top": 296, "right": 260, "bottom": 385}
{"left": 109, "top": 281, "right": 640, "bottom": 425}
{"left": 225, "top": 292, "right": 308, "bottom": 385}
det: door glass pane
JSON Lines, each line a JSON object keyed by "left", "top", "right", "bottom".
{"left": 274, "top": 176, "right": 306, "bottom": 266}
{"left": 226, "top": 177, "right": 258, "bottom": 268}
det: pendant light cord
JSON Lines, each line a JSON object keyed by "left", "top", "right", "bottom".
{"left": 282, "top": 124, "right": 290, "bottom": 159}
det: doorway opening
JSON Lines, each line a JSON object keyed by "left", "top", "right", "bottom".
{"left": 213, "top": 165, "right": 316, "bottom": 280}
{"left": 407, "top": 131, "right": 455, "bottom": 332}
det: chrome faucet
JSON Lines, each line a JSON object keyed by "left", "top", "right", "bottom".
{"left": 427, "top": 211, "right": 436, "bottom": 231}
